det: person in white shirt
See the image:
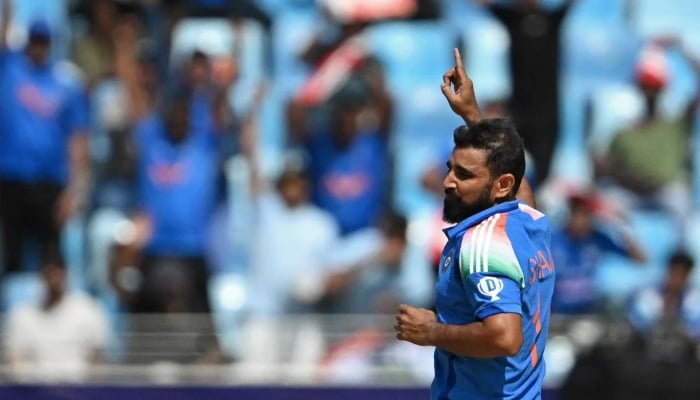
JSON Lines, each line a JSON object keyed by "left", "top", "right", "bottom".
{"left": 4, "top": 248, "right": 110, "bottom": 382}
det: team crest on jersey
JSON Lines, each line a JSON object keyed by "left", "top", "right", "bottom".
{"left": 477, "top": 276, "right": 504, "bottom": 301}
{"left": 441, "top": 248, "right": 455, "bottom": 272}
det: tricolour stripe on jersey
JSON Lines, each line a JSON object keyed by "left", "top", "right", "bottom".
{"left": 460, "top": 213, "right": 525, "bottom": 286}
{"left": 481, "top": 214, "right": 500, "bottom": 273}
{"left": 467, "top": 215, "right": 499, "bottom": 274}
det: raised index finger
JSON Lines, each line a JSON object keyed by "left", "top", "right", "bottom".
{"left": 453, "top": 48, "right": 464, "bottom": 70}
{"left": 453, "top": 48, "right": 469, "bottom": 81}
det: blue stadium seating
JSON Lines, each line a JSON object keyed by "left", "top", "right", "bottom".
{"left": 458, "top": 10, "right": 511, "bottom": 103}
{"left": 4, "top": 0, "right": 70, "bottom": 58}
{"left": 596, "top": 210, "right": 682, "bottom": 302}
{"left": 269, "top": 7, "right": 319, "bottom": 96}
{"left": 632, "top": 0, "right": 700, "bottom": 52}
{"left": 1, "top": 272, "right": 42, "bottom": 312}
{"left": 365, "top": 20, "right": 457, "bottom": 94}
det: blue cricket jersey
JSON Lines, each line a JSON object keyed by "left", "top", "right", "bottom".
{"left": 307, "top": 130, "right": 388, "bottom": 235}
{"left": 135, "top": 115, "right": 219, "bottom": 256}
{"left": 432, "top": 200, "right": 555, "bottom": 400}
{"left": 0, "top": 51, "right": 87, "bottom": 184}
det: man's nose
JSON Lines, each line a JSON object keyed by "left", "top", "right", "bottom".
{"left": 443, "top": 172, "right": 457, "bottom": 191}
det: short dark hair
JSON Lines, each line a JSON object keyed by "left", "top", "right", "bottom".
{"left": 668, "top": 250, "right": 694, "bottom": 272}
{"left": 452, "top": 118, "right": 525, "bottom": 196}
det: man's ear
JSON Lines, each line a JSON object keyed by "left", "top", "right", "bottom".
{"left": 492, "top": 174, "right": 516, "bottom": 201}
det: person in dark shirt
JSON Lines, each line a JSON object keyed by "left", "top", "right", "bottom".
{"left": 476, "top": 0, "right": 573, "bottom": 185}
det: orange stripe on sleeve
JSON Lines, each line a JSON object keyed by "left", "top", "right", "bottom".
{"left": 530, "top": 343, "right": 538, "bottom": 367}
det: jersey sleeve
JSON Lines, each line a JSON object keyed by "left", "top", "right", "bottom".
{"left": 463, "top": 272, "right": 522, "bottom": 320}
{"left": 458, "top": 214, "right": 524, "bottom": 320}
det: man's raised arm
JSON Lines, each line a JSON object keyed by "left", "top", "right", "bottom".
{"left": 440, "top": 48, "right": 481, "bottom": 126}
{"left": 440, "top": 48, "right": 536, "bottom": 208}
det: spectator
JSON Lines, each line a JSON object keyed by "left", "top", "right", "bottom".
{"left": 0, "top": 0, "right": 89, "bottom": 277}
{"left": 628, "top": 250, "right": 700, "bottom": 360}
{"left": 70, "top": 0, "right": 140, "bottom": 90}
{"left": 318, "top": 210, "right": 412, "bottom": 314}
{"left": 246, "top": 166, "right": 341, "bottom": 315}
{"left": 91, "top": 28, "right": 239, "bottom": 361}
{"left": 299, "top": 87, "right": 391, "bottom": 236}
{"left": 3, "top": 247, "right": 110, "bottom": 382}
{"left": 550, "top": 190, "right": 647, "bottom": 315}
{"left": 108, "top": 89, "right": 228, "bottom": 315}
{"left": 594, "top": 38, "right": 700, "bottom": 235}
{"left": 237, "top": 165, "right": 340, "bottom": 367}
{"left": 474, "top": 0, "right": 574, "bottom": 185}
{"left": 106, "top": 90, "right": 229, "bottom": 364}
{"left": 562, "top": 250, "right": 700, "bottom": 400}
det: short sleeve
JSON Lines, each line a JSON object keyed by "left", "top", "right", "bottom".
{"left": 457, "top": 214, "right": 524, "bottom": 320}
{"left": 464, "top": 272, "right": 522, "bottom": 320}
{"left": 458, "top": 214, "right": 525, "bottom": 287}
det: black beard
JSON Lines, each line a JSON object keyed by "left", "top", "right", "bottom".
{"left": 442, "top": 188, "right": 494, "bottom": 224}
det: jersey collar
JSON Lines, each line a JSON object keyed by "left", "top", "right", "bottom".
{"left": 443, "top": 199, "right": 520, "bottom": 240}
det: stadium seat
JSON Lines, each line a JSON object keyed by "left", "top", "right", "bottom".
{"left": 439, "top": 0, "right": 487, "bottom": 31}
{"left": 170, "top": 18, "right": 235, "bottom": 66}
{"left": 3, "top": 0, "right": 70, "bottom": 58}
{"left": 270, "top": 7, "right": 319, "bottom": 96}
{"left": 458, "top": 8, "right": 511, "bottom": 102}
{"left": 586, "top": 83, "right": 644, "bottom": 154}
{"left": 0, "top": 272, "right": 43, "bottom": 312}
{"left": 255, "top": 89, "right": 287, "bottom": 178}
{"left": 632, "top": 0, "right": 700, "bottom": 52}
{"left": 365, "top": 20, "right": 457, "bottom": 93}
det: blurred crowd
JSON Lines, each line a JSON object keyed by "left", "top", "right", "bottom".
{"left": 0, "top": 0, "right": 699, "bottom": 394}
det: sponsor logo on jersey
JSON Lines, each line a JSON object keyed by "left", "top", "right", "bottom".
{"left": 477, "top": 276, "right": 504, "bottom": 301}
